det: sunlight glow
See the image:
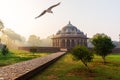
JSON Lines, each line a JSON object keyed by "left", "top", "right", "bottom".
{"left": 0, "top": 0, "right": 120, "bottom": 41}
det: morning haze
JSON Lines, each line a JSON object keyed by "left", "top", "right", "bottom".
{"left": 0, "top": 1, "right": 120, "bottom": 80}
{"left": 0, "top": 0, "right": 120, "bottom": 41}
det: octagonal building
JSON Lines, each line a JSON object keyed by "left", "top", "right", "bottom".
{"left": 52, "top": 21, "right": 88, "bottom": 49}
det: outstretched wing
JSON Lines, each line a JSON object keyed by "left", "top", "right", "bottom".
{"left": 35, "top": 10, "right": 46, "bottom": 19}
{"left": 48, "top": 2, "right": 61, "bottom": 10}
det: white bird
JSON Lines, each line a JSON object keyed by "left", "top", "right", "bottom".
{"left": 35, "top": 2, "right": 61, "bottom": 19}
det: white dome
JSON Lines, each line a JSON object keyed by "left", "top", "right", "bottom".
{"left": 56, "top": 21, "right": 84, "bottom": 35}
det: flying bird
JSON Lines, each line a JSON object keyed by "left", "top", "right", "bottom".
{"left": 35, "top": 2, "right": 61, "bottom": 19}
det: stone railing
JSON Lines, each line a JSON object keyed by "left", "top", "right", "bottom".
{"left": 0, "top": 52, "right": 66, "bottom": 80}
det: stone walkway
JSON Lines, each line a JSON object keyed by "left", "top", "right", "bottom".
{"left": 0, "top": 52, "right": 66, "bottom": 80}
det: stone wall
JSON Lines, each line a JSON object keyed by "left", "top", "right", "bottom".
{"left": 18, "top": 47, "right": 60, "bottom": 53}
{"left": 18, "top": 47, "right": 120, "bottom": 53}
{"left": 112, "top": 48, "right": 120, "bottom": 53}
{"left": 88, "top": 48, "right": 120, "bottom": 53}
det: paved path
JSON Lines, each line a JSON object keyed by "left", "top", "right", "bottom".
{"left": 0, "top": 52, "right": 66, "bottom": 80}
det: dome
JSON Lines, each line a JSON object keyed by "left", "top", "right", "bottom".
{"left": 52, "top": 21, "right": 88, "bottom": 48}
{"left": 56, "top": 21, "right": 84, "bottom": 35}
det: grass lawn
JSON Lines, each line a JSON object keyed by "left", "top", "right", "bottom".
{"left": 31, "top": 53, "right": 120, "bottom": 80}
{"left": 0, "top": 49, "right": 50, "bottom": 67}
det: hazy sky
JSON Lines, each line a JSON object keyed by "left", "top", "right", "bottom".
{"left": 0, "top": 0, "right": 120, "bottom": 41}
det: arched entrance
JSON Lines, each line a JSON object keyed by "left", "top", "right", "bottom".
{"left": 61, "top": 39, "right": 65, "bottom": 48}
{"left": 66, "top": 39, "right": 70, "bottom": 48}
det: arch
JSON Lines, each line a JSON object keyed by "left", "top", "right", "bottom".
{"left": 61, "top": 39, "right": 65, "bottom": 48}
{"left": 57, "top": 39, "right": 59, "bottom": 47}
{"left": 66, "top": 39, "right": 70, "bottom": 48}
{"left": 77, "top": 39, "right": 79, "bottom": 45}
{"left": 55, "top": 39, "right": 57, "bottom": 47}
{"left": 71, "top": 39, "right": 75, "bottom": 47}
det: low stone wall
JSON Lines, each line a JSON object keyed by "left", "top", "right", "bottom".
{"left": 18, "top": 47, "right": 60, "bottom": 53}
{"left": 18, "top": 46, "right": 120, "bottom": 53}
{"left": 112, "top": 48, "right": 120, "bottom": 53}
{"left": 88, "top": 48, "right": 120, "bottom": 53}
{"left": 0, "top": 52, "right": 66, "bottom": 80}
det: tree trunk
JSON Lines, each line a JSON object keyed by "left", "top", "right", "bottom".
{"left": 81, "top": 60, "right": 90, "bottom": 71}
{"left": 102, "top": 56, "right": 106, "bottom": 64}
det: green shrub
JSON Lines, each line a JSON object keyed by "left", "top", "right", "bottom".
{"left": 71, "top": 45, "right": 93, "bottom": 70}
{"left": 1, "top": 45, "right": 9, "bottom": 56}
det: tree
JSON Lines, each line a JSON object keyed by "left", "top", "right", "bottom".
{"left": 1, "top": 45, "right": 9, "bottom": 56}
{"left": 27, "top": 35, "right": 41, "bottom": 46}
{"left": 0, "top": 20, "right": 4, "bottom": 42}
{"left": 91, "top": 33, "right": 115, "bottom": 64}
{"left": 72, "top": 45, "right": 93, "bottom": 70}
{"left": 1, "top": 29, "right": 26, "bottom": 49}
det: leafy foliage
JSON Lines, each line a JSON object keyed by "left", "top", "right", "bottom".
{"left": 0, "top": 49, "right": 50, "bottom": 66}
{"left": 71, "top": 45, "right": 93, "bottom": 70}
{"left": 27, "top": 35, "right": 41, "bottom": 46}
{"left": 1, "top": 45, "right": 9, "bottom": 56}
{"left": 91, "top": 33, "right": 115, "bottom": 63}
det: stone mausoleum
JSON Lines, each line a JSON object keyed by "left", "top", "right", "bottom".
{"left": 52, "top": 21, "right": 88, "bottom": 49}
